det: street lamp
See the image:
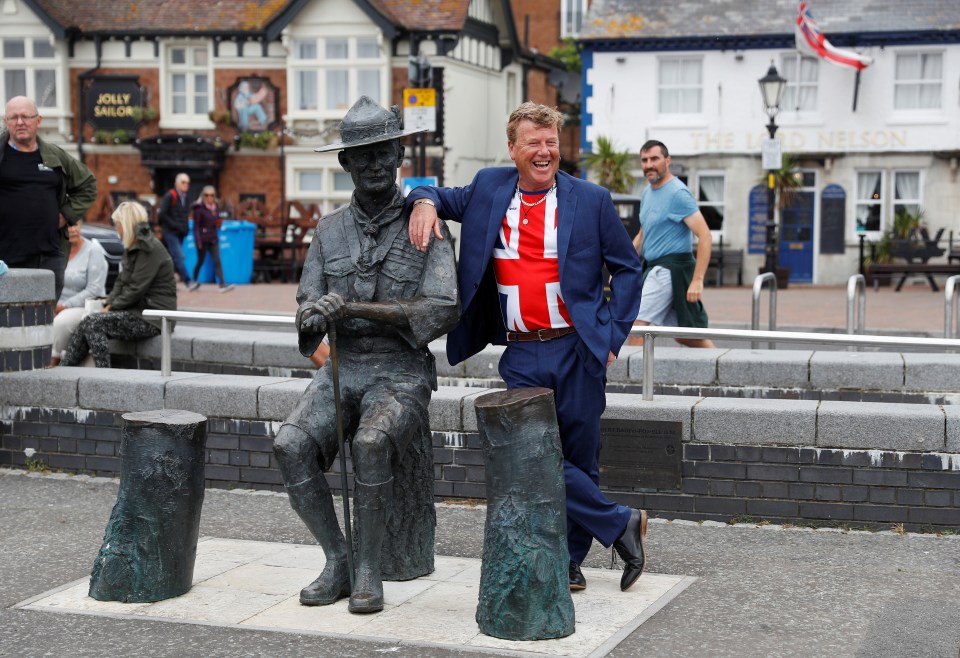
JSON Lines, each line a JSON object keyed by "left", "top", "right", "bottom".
{"left": 758, "top": 62, "right": 787, "bottom": 281}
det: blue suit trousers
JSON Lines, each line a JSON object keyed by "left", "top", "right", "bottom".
{"left": 498, "top": 333, "right": 632, "bottom": 564}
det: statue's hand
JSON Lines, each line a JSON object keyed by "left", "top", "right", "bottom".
{"left": 312, "top": 293, "right": 347, "bottom": 326}
{"left": 300, "top": 310, "right": 327, "bottom": 335}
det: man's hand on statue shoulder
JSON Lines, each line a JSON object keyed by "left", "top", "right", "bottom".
{"left": 302, "top": 293, "right": 347, "bottom": 334}
{"left": 408, "top": 199, "right": 442, "bottom": 253}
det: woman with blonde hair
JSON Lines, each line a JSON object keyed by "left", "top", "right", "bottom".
{"left": 60, "top": 201, "right": 177, "bottom": 368}
{"left": 188, "top": 185, "right": 233, "bottom": 292}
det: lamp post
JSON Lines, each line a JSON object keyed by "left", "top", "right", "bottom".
{"left": 758, "top": 62, "right": 787, "bottom": 283}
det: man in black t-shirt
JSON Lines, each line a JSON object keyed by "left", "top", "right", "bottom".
{"left": 0, "top": 96, "right": 97, "bottom": 300}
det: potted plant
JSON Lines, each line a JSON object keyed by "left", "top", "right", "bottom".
{"left": 208, "top": 109, "right": 232, "bottom": 125}
{"left": 581, "top": 136, "right": 635, "bottom": 193}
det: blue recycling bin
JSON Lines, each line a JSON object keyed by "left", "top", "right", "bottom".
{"left": 183, "top": 220, "right": 256, "bottom": 285}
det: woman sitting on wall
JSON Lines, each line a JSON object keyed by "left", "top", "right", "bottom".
{"left": 60, "top": 202, "right": 177, "bottom": 368}
{"left": 50, "top": 221, "right": 108, "bottom": 366}
{"left": 188, "top": 185, "right": 233, "bottom": 292}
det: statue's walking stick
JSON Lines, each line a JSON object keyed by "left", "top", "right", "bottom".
{"left": 327, "top": 324, "right": 355, "bottom": 592}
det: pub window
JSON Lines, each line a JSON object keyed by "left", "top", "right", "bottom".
{"left": 163, "top": 43, "right": 211, "bottom": 127}
{"left": 1, "top": 37, "right": 59, "bottom": 109}
{"left": 658, "top": 56, "right": 702, "bottom": 115}
{"left": 697, "top": 173, "right": 725, "bottom": 233}
{"left": 855, "top": 171, "right": 883, "bottom": 233}
{"left": 894, "top": 52, "right": 942, "bottom": 110}
{"left": 780, "top": 53, "right": 818, "bottom": 112}
{"left": 289, "top": 36, "right": 385, "bottom": 117}
{"left": 893, "top": 170, "right": 922, "bottom": 222}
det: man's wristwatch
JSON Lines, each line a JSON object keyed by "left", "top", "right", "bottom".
{"left": 412, "top": 199, "right": 435, "bottom": 207}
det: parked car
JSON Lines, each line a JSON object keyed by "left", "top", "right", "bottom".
{"left": 80, "top": 222, "right": 124, "bottom": 292}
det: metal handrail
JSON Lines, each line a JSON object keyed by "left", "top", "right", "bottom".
{"left": 846, "top": 274, "right": 866, "bottom": 351}
{"left": 750, "top": 272, "right": 777, "bottom": 349}
{"left": 630, "top": 324, "right": 960, "bottom": 401}
{"left": 144, "top": 309, "right": 295, "bottom": 376}
{"left": 945, "top": 275, "right": 960, "bottom": 339}
{"left": 144, "top": 311, "right": 960, "bottom": 401}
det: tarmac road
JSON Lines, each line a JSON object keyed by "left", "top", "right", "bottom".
{"left": 2, "top": 471, "right": 958, "bottom": 658}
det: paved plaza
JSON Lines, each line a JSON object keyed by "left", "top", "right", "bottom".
{"left": 2, "top": 470, "right": 958, "bottom": 657}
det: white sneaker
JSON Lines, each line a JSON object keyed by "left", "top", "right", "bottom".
{"left": 188, "top": 282, "right": 201, "bottom": 292}
{"left": 218, "top": 284, "right": 234, "bottom": 293}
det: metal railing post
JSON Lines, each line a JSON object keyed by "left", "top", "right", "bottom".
{"left": 945, "top": 275, "right": 960, "bottom": 339}
{"left": 642, "top": 332, "right": 655, "bottom": 401}
{"left": 160, "top": 316, "right": 172, "bottom": 377}
{"left": 846, "top": 274, "right": 866, "bottom": 351}
{"left": 751, "top": 272, "right": 777, "bottom": 350}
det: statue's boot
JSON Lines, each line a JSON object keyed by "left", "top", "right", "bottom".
{"left": 348, "top": 477, "right": 392, "bottom": 614}
{"left": 285, "top": 475, "right": 351, "bottom": 606}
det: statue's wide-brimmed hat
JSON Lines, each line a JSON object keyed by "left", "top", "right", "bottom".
{"left": 314, "top": 95, "right": 427, "bottom": 153}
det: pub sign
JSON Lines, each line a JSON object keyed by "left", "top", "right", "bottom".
{"left": 86, "top": 76, "right": 142, "bottom": 130}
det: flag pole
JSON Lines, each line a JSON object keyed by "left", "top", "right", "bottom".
{"left": 852, "top": 69, "right": 861, "bottom": 112}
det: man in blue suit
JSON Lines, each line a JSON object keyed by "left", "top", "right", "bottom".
{"left": 407, "top": 102, "right": 648, "bottom": 592}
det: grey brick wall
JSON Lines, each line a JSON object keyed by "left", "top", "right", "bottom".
{"left": 3, "top": 405, "right": 957, "bottom": 531}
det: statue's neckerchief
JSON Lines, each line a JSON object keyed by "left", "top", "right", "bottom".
{"left": 351, "top": 189, "right": 405, "bottom": 300}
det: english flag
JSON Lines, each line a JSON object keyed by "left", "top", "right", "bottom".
{"left": 795, "top": 2, "right": 873, "bottom": 70}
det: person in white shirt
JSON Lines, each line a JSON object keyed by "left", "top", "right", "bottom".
{"left": 50, "top": 221, "right": 108, "bottom": 365}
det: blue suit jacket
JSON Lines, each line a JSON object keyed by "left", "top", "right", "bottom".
{"left": 408, "top": 168, "right": 642, "bottom": 368}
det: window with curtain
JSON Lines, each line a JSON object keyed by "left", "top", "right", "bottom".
{"left": 1, "top": 37, "right": 59, "bottom": 110}
{"left": 289, "top": 36, "right": 384, "bottom": 118}
{"left": 894, "top": 52, "right": 942, "bottom": 110}
{"left": 893, "top": 171, "right": 921, "bottom": 219}
{"left": 855, "top": 171, "right": 883, "bottom": 233}
{"left": 780, "top": 54, "right": 818, "bottom": 112}
{"left": 658, "top": 57, "right": 702, "bottom": 114}
{"left": 697, "top": 174, "right": 725, "bottom": 231}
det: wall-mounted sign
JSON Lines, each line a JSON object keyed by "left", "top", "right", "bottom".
{"left": 227, "top": 77, "right": 279, "bottom": 132}
{"left": 403, "top": 88, "right": 436, "bottom": 132}
{"left": 86, "top": 76, "right": 142, "bottom": 130}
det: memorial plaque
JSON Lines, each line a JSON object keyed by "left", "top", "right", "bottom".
{"left": 599, "top": 419, "right": 682, "bottom": 490}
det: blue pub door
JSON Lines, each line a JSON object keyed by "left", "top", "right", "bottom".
{"left": 778, "top": 171, "right": 817, "bottom": 283}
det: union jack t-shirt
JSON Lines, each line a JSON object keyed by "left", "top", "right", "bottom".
{"left": 492, "top": 186, "right": 572, "bottom": 332}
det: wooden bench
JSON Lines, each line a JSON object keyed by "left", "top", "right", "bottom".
{"left": 867, "top": 262, "right": 960, "bottom": 292}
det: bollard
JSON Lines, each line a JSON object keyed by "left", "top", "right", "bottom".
{"left": 89, "top": 409, "right": 207, "bottom": 603}
{"left": 473, "top": 387, "right": 575, "bottom": 641}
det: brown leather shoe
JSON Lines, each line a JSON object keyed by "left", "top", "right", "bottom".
{"left": 612, "top": 508, "right": 648, "bottom": 591}
{"left": 569, "top": 561, "right": 586, "bottom": 591}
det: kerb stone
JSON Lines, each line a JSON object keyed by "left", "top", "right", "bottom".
{"left": 165, "top": 374, "right": 288, "bottom": 419}
{"left": 810, "top": 352, "right": 903, "bottom": 390}
{"left": 818, "top": 401, "right": 945, "bottom": 451}
{"left": 718, "top": 349, "right": 811, "bottom": 388}
{"left": 903, "top": 353, "right": 960, "bottom": 392}
{"left": 693, "top": 397, "right": 817, "bottom": 446}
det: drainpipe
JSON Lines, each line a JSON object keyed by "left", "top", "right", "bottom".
{"left": 76, "top": 35, "right": 103, "bottom": 164}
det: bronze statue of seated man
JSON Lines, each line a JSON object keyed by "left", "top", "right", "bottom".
{"left": 272, "top": 96, "right": 459, "bottom": 614}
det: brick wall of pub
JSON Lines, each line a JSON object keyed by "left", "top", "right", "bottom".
{"left": 3, "top": 405, "right": 957, "bottom": 531}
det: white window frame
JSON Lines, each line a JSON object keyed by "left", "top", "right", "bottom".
{"left": 287, "top": 34, "right": 387, "bottom": 121}
{"left": 696, "top": 171, "right": 726, "bottom": 239}
{"left": 893, "top": 51, "right": 943, "bottom": 111}
{"left": 291, "top": 162, "right": 359, "bottom": 216}
{"left": 0, "top": 36, "right": 63, "bottom": 116}
{"left": 561, "top": 0, "right": 588, "bottom": 39}
{"left": 779, "top": 53, "right": 819, "bottom": 114}
{"left": 160, "top": 42, "right": 213, "bottom": 129}
{"left": 657, "top": 56, "right": 703, "bottom": 116}
{"left": 855, "top": 170, "right": 885, "bottom": 237}
{"left": 892, "top": 169, "right": 923, "bottom": 222}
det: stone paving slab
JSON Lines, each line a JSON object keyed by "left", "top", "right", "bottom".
{"left": 20, "top": 537, "right": 692, "bottom": 658}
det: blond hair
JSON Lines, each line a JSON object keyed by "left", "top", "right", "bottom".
{"left": 112, "top": 201, "right": 149, "bottom": 248}
{"left": 506, "top": 102, "right": 564, "bottom": 144}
